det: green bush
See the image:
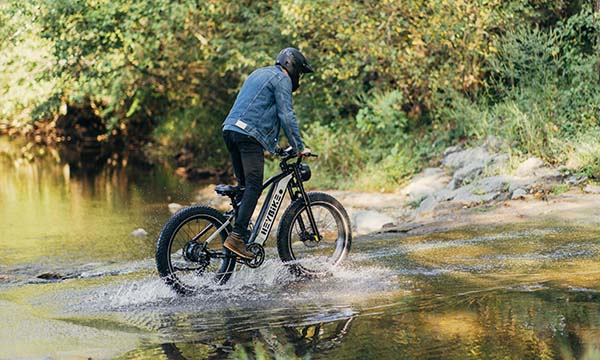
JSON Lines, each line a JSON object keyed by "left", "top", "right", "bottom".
{"left": 300, "top": 122, "right": 365, "bottom": 189}
{"left": 436, "top": 5, "right": 600, "bottom": 173}
{"left": 2, "top": 0, "right": 598, "bottom": 188}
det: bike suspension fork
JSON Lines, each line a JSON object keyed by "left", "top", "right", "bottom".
{"left": 289, "top": 167, "right": 322, "bottom": 242}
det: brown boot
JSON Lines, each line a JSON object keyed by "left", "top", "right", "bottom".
{"left": 224, "top": 232, "right": 254, "bottom": 259}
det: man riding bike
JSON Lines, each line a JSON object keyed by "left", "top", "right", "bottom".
{"left": 221, "top": 47, "right": 314, "bottom": 259}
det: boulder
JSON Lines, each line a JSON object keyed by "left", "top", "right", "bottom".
{"left": 451, "top": 185, "right": 501, "bottom": 206}
{"left": 415, "top": 195, "right": 439, "bottom": 216}
{"left": 488, "top": 154, "right": 510, "bottom": 173}
{"left": 515, "top": 157, "right": 544, "bottom": 177}
{"left": 507, "top": 177, "right": 535, "bottom": 193}
{"left": 511, "top": 188, "right": 528, "bottom": 200}
{"left": 448, "top": 163, "right": 483, "bottom": 189}
{"left": 583, "top": 184, "right": 600, "bottom": 194}
{"left": 400, "top": 167, "right": 450, "bottom": 200}
{"left": 475, "top": 176, "right": 509, "bottom": 194}
{"left": 446, "top": 176, "right": 507, "bottom": 206}
{"left": 441, "top": 146, "right": 494, "bottom": 170}
{"left": 353, "top": 210, "right": 395, "bottom": 235}
{"left": 565, "top": 175, "right": 587, "bottom": 185}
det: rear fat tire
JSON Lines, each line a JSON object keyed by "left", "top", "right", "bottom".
{"left": 276, "top": 192, "right": 352, "bottom": 277}
{"left": 155, "top": 206, "right": 235, "bottom": 295}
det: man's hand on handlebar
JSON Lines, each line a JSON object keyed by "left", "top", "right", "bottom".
{"left": 276, "top": 146, "right": 317, "bottom": 159}
{"left": 298, "top": 148, "right": 312, "bottom": 158}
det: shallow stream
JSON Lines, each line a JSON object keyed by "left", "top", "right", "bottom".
{"left": 1, "top": 138, "right": 599, "bottom": 359}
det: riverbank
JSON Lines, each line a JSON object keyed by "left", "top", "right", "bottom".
{"left": 328, "top": 137, "right": 600, "bottom": 237}
{"left": 335, "top": 188, "right": 600, "bottom": 237}
{"left": 179, "top": 136, "right": 600, "bottom": 240}
{"left": 186, "top": 137, "right": 600, "bottom": 238}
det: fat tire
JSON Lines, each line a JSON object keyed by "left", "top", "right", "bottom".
{"left": 277, "top": 192, "right": 352, "bottom": 277}
{"left": 156, "top": 206, "right": 235, "bottom": 295}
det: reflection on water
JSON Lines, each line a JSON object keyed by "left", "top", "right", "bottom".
{"left": 0, "top": 137, "right": 197, "bottom": 267}
{"left": 1, "top": 137, "right": 600, "bottom": 359}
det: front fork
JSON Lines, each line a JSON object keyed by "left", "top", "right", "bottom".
{"left": 288, "top": 167, "right": 322, "bottom": 243}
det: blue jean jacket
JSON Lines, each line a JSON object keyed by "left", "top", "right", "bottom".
{"left": 222, "top": 65, "right": 304, "bottom": 154}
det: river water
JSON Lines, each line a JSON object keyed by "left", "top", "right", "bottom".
{"left": 1, "top": 137, "right": 600, "bottom": 359}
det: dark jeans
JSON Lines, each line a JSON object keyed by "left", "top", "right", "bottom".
{"left": 222, "top": 130, "right": 264, "bottom": 238}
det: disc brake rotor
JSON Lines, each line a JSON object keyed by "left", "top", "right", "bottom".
{"left": 300, "top": 231, "right": 320, "bottom": 248}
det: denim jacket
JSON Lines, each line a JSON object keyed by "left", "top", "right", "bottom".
{"left": 222, "top": 65, "right": 304, "bottom": 154}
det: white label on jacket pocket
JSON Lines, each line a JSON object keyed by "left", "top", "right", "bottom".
{"left": 235, "top": 120, "right": 247, "bottom": 130}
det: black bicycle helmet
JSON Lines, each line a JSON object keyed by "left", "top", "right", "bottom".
{"left": 275, "top": 47, "right": 314, "bottom": 92}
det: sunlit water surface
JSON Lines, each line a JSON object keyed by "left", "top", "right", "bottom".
{"left": 1, "top": 138, "right": 600, "bottom": 359}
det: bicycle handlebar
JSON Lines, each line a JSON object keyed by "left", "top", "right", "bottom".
{"left": 276, "top": 147, "right": 318, "bottom": 163}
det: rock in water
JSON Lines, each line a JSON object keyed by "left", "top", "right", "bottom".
{"left": 130, "top": 228, "right": 148, "bottom": 237}
{"left": 168, "top": 203, "right": 184, "bottom": 213}
{"left": 353, "top": 210, "right": 395, "bottom": 235}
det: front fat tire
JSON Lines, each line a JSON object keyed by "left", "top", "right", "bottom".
{"left": 155, "top": 206, "right": 235, "bottom": 295}
{"left": 277, "top": 192, "right": 352, "bottom": 277}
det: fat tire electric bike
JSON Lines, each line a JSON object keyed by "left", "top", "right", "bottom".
{"left": 155, "top": 148, "right": 352, "bottom": 295}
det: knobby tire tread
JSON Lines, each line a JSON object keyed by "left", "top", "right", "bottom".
{"left": 276, "top": 192, "right": 352, "bottom": 277}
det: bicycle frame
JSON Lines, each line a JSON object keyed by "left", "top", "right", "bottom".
{"left": 250, "top": 171, "right": 294, "bottom": 245}
{"left": 202, "top": 158, "right": 321, "bottom": 250}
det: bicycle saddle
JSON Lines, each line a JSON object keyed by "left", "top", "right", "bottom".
{"left": 215, "top": 184, "right": 244, "bottom": 197}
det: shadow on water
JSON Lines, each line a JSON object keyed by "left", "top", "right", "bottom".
{"left": 1, "top": 137, "right": 600, "bottom": 359}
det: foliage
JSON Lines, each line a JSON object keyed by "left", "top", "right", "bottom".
{"left": 0, "top": 3, "right": 54, "bottom": 134}
{"left": 1, "top": 0, "right": 599, "bottom": 187}
{"left": 436, "top": 5, "right": 600, "bottom": 176}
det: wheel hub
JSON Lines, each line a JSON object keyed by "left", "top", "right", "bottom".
{"left": 183, "top": 241, "right": 210, "bottom": 267}
{"left": 300, "top": 231, "right": 320, "bottom": 248}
